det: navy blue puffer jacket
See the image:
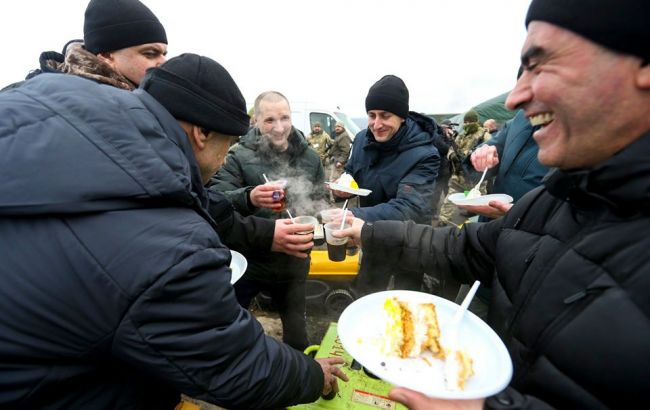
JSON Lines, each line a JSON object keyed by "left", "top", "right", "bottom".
{"left": 0, "top": 74, "right": 322, "bottom": 409}
{"left": 345, "top": 112, "right": 440, "bottom": 224}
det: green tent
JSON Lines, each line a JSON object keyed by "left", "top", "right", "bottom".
{"left": 444, "top": 91, "right": 517, "bottom": 128}
{"left": 471, "top": 91, "right": 516, "bottom": 126}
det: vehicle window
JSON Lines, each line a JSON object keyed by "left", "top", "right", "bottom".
{"left": 310, "top": 113, "right": 336, "bottom": 137}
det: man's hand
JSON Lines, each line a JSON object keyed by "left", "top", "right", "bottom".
{"left": 471, "top": 144, "right": 499, "bottom": 172}
{"left": 316, "top": 357, "right": 349, "bottom": 397}
{"left": 332, "top": 216, "right": 365, "bottom": 248}
{"left": 459, "top": 200, "right": 513, "bottom": 219}
{"left": 271, "top": 219, "right": 314, "bottom": 258}
{"left": 250, "top": 183, "right": 284, "bottom": 210}
{"left": 389, "top": 387, "right": 484, "bottom": 410}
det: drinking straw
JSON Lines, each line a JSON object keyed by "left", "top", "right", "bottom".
{"left": 262, "top": 173, "right": 270, "bottom": 183}
{"left": 286, "top": 209, "right": 296, "bottom": 223}
{"left": 339, "top": 208, "right": 347, "bottom": 230}
{"left": 341, "top": 199, "right": 349, "bottom": 211}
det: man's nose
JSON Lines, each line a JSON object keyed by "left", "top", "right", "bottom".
{"left": 155, "top": 55, "right": 167, "bottom": 67}
{"left": 506, "top": 73, "right": 532, "bottom": 111}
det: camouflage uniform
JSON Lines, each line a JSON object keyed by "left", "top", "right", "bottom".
{"left": 306, "top": 131, "right": 333, "bottom": 165}
{"left": 326, "top": 130, "right": 352, "bottom": 181}
{"left": 438, "top": 126, "right": 492, "bottom": 227}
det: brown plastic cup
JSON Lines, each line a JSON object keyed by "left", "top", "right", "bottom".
{"left": 269, "top": 179, "right": 288, "bottom": 213}
{"left": 323, "top": 222, "right": 350, "bottom": 262}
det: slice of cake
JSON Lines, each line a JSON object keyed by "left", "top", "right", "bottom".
{"left": 382, "top": 297, "right": 475, "bottom": 390}
{"left": 382, "top": 297, "right": 444, "bottom": 359}
{"left": 444, "top": 349, "right": 475, "bottom": 390}
{"left": 338, "top": 173, "right": 359, "bottom": 190}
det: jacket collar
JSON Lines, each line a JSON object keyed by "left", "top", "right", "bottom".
{"left": 545, "top": 131, "right": 650, "bottom": 215}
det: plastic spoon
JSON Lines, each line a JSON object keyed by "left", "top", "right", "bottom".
{"left": 467, "top": 168, "right": 488, "bottom": 198}
{"left": 445, "top": 280, "right": 480, "bottom": 390}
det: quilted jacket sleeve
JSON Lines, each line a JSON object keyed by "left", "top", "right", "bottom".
{"left": 359, "top": 219, "right": 500, "bottom": 288}
{"left": 112, "top": 221, "right": 323, "bottom": 409}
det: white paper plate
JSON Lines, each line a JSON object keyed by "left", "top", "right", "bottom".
{"left": 229, "top": 250, "right": 247, "bottom": 284}
{"left": 448, "top": 193, "right": 513, "bottom": 206}
{"left": 326, "top": 182, "right": 371, "bottom": 196}
{"left": 338, "top": 290, "right": 512, "bottom": 399}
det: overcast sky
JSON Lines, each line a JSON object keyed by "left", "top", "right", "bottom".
{"left": 1, "top": 0, "right": 532, "bottom": 117}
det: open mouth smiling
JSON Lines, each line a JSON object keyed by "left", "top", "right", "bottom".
{"left": 529, "top": 112, "right": 554, "bottom": 127}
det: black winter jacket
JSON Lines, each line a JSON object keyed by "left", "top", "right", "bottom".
{"left": 0, "top": 74, "right": 323, "bottom": 409}
{"left": 360, "top": 133, "right": 650, "bottom": 409}
{"left": 209, "top": 128, "right": 326, "bottom": 282}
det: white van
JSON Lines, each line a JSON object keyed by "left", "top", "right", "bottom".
{"left": 290, "top": 102, "right": 362, "bottom": 140}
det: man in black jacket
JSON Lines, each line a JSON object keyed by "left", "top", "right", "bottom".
{"left": 337, "top": 0, "right": 650, "bottom": 408}
{"left": 0, "top": 53, "right": 346, "bottom": 409}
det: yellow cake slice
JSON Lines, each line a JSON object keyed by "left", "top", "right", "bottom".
{"left": 444, "top": 349, "right": 475, "bottom": 390}
{"left": 338, "top": 173, "right": 359, "bottom": 189}
{"left": 383, "top": 298, "right": 443, "bottom": 359}
{"left": 383, "top": 297, "right": 474, "bottom": 390}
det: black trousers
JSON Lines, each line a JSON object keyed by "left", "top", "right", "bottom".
{"left": 352, "top": 259, "right": 423, "bottom": 297}
{"left": 234, "top": 276, "right": 309, "bottom": 351}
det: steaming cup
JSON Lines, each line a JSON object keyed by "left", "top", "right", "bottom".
{"left": 323, "top": 222, "right": 350, "bottom": 262}
{"left": 268, "top": 179, "right": 288, "bottom": 213}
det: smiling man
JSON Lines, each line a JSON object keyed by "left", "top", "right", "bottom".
{"left": 5, "top": 0, "right": 167, "bottom": 91}
{"left": 210, "top": 91, "right": 327, "bottom": 352}
{"left": 331, "top": 74, "right": 443, "bottom": 295}
{"left": 335, "top": 0, "right": 650, "bottom": 408}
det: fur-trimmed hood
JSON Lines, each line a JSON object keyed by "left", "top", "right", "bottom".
{"left": 26, "top": 41, "right": 136, "bottom": 90}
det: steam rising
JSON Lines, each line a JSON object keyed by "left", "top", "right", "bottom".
{"left": 257, "top": 132, "right": 331, "bottom": 218}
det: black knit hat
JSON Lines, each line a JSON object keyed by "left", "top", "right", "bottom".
{"left": 365, "top": 75, "right": 409, "bottom": 119}
{"left": 84, "top": 0, "right": 167, "bottom": 54}
{"left": 526, "top": 0, "right": 650, "bottom": 62}
{"left": 140, "top": 53, "right": 249, "bottom": 136}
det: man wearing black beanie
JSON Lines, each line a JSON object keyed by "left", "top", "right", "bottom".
{"left": 331, "top": 74, "right": 444, "bottom": 295}
{"left": 337, "top": 0, "right": 650, "bottom": 409}
{"left": 4, "top": 0, "right": 167, "bottom": 91}
{"left": 0, "top": 54, "right": 347, "bottom": 408}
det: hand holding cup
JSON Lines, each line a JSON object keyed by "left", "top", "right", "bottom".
{"left": 271, "top": 219, "right": 314, "bottom": 258}
{"left": 251, "top": 179, "right": 287, "bottom": 211}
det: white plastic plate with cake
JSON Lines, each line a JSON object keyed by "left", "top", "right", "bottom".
{"left": 326, "top": 173, "right": 371, "bottom": 196}
{"left": 448, "top": 193, "right": 513, "bottom": 207}
{"left": 338, "top": 290, "right": 512, "bottom": 399}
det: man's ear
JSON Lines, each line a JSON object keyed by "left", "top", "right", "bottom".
{"left": 190, "top": 125, "right": 209, "bottom": 150}
{"left": 96, "top": 52, "right": 116, "bottom": 68}
{"left": 635, "top": 62, "right": 650, "bottom": 89}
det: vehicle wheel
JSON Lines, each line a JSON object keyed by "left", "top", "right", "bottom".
{"left": 305, "top": 279, "right": 330, "bottom": 303}
{"left": 324, "top": 288, "right": 355, "bottom": 316}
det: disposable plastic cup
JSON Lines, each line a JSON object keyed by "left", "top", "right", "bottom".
{"left": 323, "top": 222, "right": 350, "bottom": 262}
{"left": 319, "top": 208, "right": 344, "bottom": 224}
{"left": 293, "top": 216, "right": 319, "bottom": 253}
{"left": 268, "top": 179, "right": 288, "bottom": 213}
